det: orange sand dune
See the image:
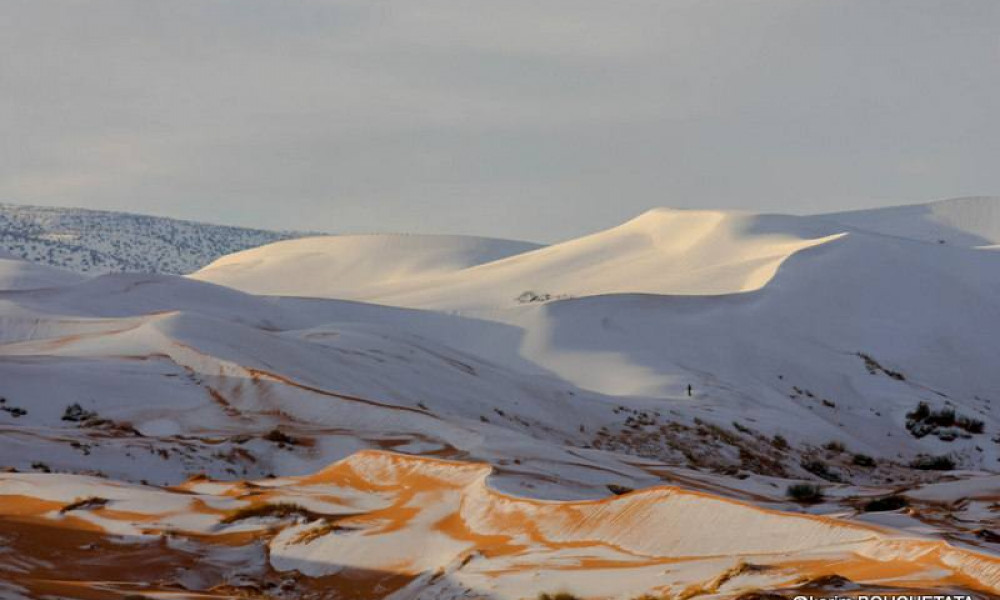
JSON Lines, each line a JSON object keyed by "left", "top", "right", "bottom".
{"left": 2, "top": 450, "right": 999, "bottom": 600}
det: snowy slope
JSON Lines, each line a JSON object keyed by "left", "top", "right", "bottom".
{"left": 4, "top": 198, "right": 1000, "bottom": 598}
{"left": 186, "top": 198, "right": 1000, "bottom": 474}
{"left": 5, "top": 199, "right": 997, "bottom": 481}
{"left": 0, "top": 202, "right": 315, "bottom": 274}
{"left": 192, "top": 233, "right": 542, "bottom": 299}
{"left": 823, "top": 196, "right": 1000, "bottom": 247}
{"left": 0, "top": 250, "right": 85, "bottom": 290}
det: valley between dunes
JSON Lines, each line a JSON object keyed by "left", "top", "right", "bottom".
{"left": 5, "top": 197, "right": 1000, "bottom": 598}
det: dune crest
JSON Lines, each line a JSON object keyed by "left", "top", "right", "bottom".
{"left": 192, "top": 208, "right": 845, "bottom": 309}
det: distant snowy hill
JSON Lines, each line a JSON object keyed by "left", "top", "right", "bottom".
{"left": 0, "top": 202, "right": 316, "bottom": 274}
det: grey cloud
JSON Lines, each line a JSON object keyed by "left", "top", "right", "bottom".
{"left": 2, "top": 0, "right": 999, "bottom": 241}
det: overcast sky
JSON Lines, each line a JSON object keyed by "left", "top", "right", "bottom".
{"left": 2, "top": 1, "right": 999, "bottom": 241}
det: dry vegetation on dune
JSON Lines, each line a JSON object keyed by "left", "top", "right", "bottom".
{"left": 218, "top": 501, "right": 317, "bottom": 524}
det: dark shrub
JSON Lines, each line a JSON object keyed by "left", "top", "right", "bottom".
{"left": 220, "top": 502, "right": 315, "bottom": 524}
{"left": 862, "top": 495, "right": 907, "bottom": 512}
{"left": 852, "top": 453, "right": 876, "bottom": 467}
{"left": 910, "top": 454, "right": 955, "bottom": 471}
{"left": 60, "top": 496, "right": 109, "bottom": 513}
{"left": 957, "top": 415, "right": 985, "bottom": 434}
{"left": 263, "top": 429, "right": 297, "bottom": 445}
{"left": 975, "top": 529, "right": 1000, "bottom": 543}
{"left": 906, "top": 402, "right": 983, "bottom": 439}
{"left": 801, "top": 459, "right": 842, "bottom": 482}
{"left": 823, "top": 440, "right": 845, "bottom": 453}
{"left": 786, "top": 483, "right": 824, "bottom": 503}
{"left": 907, "top": 401, "right": 930, "bottom": 421}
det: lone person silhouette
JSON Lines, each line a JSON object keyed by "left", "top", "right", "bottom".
{"left": 687, "top": 384, "right": 693, "bottom": 397}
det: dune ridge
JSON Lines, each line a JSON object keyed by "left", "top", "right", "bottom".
{"left": 4, "top": 450, "right": 1000, "bottom": 599}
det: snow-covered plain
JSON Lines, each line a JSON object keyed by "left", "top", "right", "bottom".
{"left": 3, "top": 197, "right": 1000, "bottom": 599}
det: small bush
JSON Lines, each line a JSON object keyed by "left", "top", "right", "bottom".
{"left": 771, "top": 435, "right": 789, "bottom": 450}
{"left": 263, "top": 429, "right": 297, "bottom": 445}
{"left": 862, "top": 495, "right": 907, "bottom": 512}
{"left": 851, "top": 453, "right": 876, "bottom": 467}
{"left": 906, "top": 402, "right": 983, "bottom": 439}
{"left": 910, "top": 454, "right": 955, "bottom": 471}
{"left": 220, "top": 502, "right": 316, "bottom": 524}
{"left": 884, "top": 368, "right": 905, "bottom": 381}
{"left": 927, "top": 407, "right": 956, "bottom": 427}
{"left": 823, "top": 440, "right": 845, "bottom": 453}
{"left": 957, "top": 415, "right": 985, "bottom": 434}
{"left": 975, "top": 529, "right": 1000, "bottom": 543}
{"left": 606, "top": 484, "right": 634, "bottom": 496}
{"left": 801, "top": 459, "right": 842, "bottom": 482}
{"left": 538, "top": 593, "right": 580, "bottom": 600}
{"left": 907, "top": 401, "right": 930, "bottom": 421}
{"left": 0, "top": 401, "right": 27, "bottom": 418}
{"left": 859, "top": 353, "right": 905, "bottom": 380}
{"left": 60, "top": 496, "right": 109, "bottom": 513}
{"left": 786, "top": 483, "right": 824, "bottom": 504}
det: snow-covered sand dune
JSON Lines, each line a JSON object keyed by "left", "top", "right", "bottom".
{"left": 192, "top": 198, "right": 1000, "bottom": 312}
{"left": 4, "top": 197, "right": 1000, "bottom": 598}
{"left": 0, "top": 250, "right": 85, "bottom": 291}
{"left": 193, "top": 209, "right": 845, "bottom": 309}
{"left": 3, "top": 451, "right": 999, "bottom": 599}
{"left": 192, "top": 233, "right": 542, "bottom": 301}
